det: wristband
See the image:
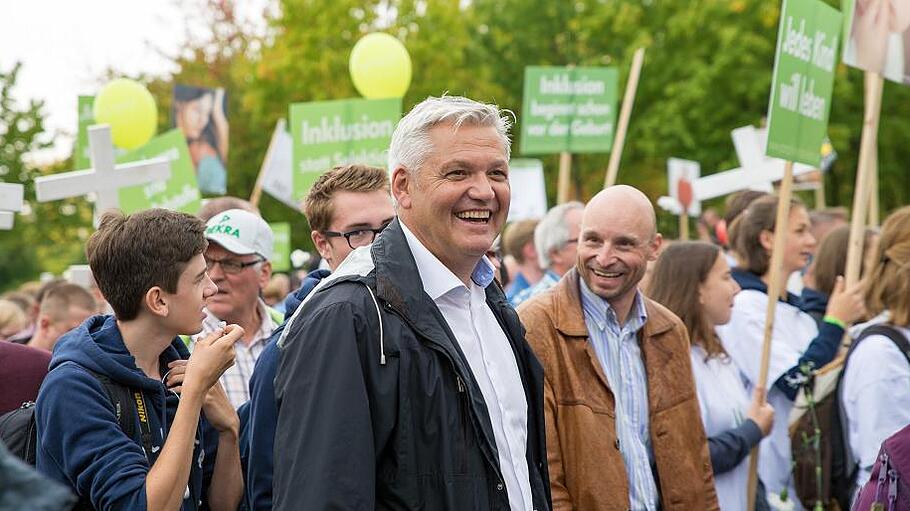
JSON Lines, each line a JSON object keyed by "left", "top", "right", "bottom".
{"left": 823, "top": 315, "right": 846, "bottom": 330}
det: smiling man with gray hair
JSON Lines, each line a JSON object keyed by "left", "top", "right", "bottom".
{"left": 274, "top": 96, "right": 551, "bottom": 510}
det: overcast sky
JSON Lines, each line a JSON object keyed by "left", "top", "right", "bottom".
{"left": 0, "top": 0, "right": 267, "bottom": 165}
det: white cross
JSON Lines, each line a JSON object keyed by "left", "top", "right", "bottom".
{"left": 35, "top": 125, "right": 171, "bottom": 224}
{"left": 692, "top": 125, "right": 814, "bottom": 201}
{"left": 0, "top": 182, "right": 24, "bottom": 230}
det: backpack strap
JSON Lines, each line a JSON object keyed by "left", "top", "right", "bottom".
{"left": 838, "top": 324, "right": 910, "bottom": 482}
{"left": 84, "top": 370, "right": 158, "bottom": 466}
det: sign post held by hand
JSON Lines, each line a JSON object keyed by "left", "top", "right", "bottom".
{"left": 845, "top": 72, "right": 884, "bottom": 288}
{"left": 35, "top": 125, "right": 171, "bottom": 225}
{"left": 748, "top": 1, "right": 843, "bottom": 509}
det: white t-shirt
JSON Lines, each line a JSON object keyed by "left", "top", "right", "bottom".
{"left": 690, "top": 345, "right": 752, "bottom": 511}
{"left": 716, "top": 289, "right": 817, "bottom": 505}
{"left": 842, "top": 318, "right": 910, "bottom": 486}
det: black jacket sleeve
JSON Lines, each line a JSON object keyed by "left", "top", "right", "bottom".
{"left": 273, "top": 300, "right": 377, "bottom": 511}
{"left": 707, "top": 419, "right": 764, "bottom": 474}
{"left": 774, "top": 321, "right": 844, "bottom": 400}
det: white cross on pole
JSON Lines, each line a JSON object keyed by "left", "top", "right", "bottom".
{"left": 0, "top": 182, "right": 24, "bottom": 230}
{"left": 35, "top": 125, "right": 171, "bottom": 224}
{"left": 691, "top": 125, "right": 813, "bottom": 201}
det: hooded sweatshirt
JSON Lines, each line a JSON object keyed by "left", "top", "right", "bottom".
{"left": 35, "top": 315, "right": 215, "bottom": 511}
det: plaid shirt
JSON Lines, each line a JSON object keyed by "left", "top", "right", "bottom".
{"left": 191, "top": 300, "right": 279, "bottom": 409}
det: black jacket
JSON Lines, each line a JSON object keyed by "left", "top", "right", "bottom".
{"left": 274, "top": 219, "right": 551, "bottom": 510}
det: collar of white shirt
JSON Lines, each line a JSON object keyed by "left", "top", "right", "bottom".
{"left": 399, "top": 220, "right": 495, "bottom": 299}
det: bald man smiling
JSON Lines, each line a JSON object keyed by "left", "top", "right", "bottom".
{"left": 518, "top": 186, "right": 718, "bottom": 511}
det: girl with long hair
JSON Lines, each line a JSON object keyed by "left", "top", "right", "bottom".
{"left": 649, "top": 241, "right": 773, "bottom": 510}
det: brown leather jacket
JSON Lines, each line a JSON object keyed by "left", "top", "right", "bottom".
{"left": 518, "top": 269, "right": 719, "bottom": 511}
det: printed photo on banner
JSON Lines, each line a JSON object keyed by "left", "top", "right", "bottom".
{"left": 843, "top": 0, "right": 910, "bottom": 84}
{"left": 172, "top": 84, "right": 229, "bottom": 195}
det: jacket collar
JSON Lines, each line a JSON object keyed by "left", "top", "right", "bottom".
{"left": 732, "top": 268, "right": 802, "bottom": 307}
{"left": 553, "top": 268, "right": 675, "bottom": 339}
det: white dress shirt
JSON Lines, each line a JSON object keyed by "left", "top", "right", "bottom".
{"left": 401, "top": 221, "right": 533, "bottom": 511}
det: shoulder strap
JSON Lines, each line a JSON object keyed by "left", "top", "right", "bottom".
{"left": 850, "top": 324, "right": 910, "bottom": 366}
{"left": 84, "top": 370, "right": 157, "bottom": 466}
{"left": 837, "top": 324, "right": 910, "bottom": 481}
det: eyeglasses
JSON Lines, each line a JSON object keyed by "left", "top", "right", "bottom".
{"left": 322, "top": 222, "right": 391, "bottom": 249}
{"left": 205, "top": 256, "right": 263, "bottom": 275}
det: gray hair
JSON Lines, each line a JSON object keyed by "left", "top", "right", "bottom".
{"left": 388, "top": 96, "right": 513, "bottom": 174}
{"left": 535, "top": 202, "right": 584, "bottom": 269}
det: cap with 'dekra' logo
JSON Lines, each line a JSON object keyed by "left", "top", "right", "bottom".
{"left": 205, "top": 209, "right": 274, "bottom": 261}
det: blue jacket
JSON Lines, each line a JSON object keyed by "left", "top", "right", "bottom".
{"left": 35, "top": 315, "right": 215, "bottom": 510}
{"left": 800, "top": 286, "right": 829, "bottom": 326}
{"left": 243, "top": 269, "right": 330, "bottom": 511}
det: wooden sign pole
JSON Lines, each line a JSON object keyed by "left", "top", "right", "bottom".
{"left": 746, "top": 160, "right": 796, "bottom": 510}
{"left": 678, "top": 214, "right": 689, "bottom": 240}
{"left": 868, "top": 151, "right": 879, "bottom": 227}
{"left": 556, "top": 151, "right": 573, "bottom": 204}
{"left": 844, "top": 72, "right": 884, "bottom": 289}
{"left": 604, "top": 48, "right": 645, "bottom": 188}
{"left": 814, "top": 180, "right": 826, "bottom": 209}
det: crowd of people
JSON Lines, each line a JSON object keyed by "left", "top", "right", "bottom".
{"left": 1, "top": 95, "right": 908, "bottom": 511}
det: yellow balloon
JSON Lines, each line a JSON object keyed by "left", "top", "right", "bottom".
{"left": 349, "top": 33, "right": 412, "bottom": 99}
{"left": 93, "top": 79, "right": 157, "bottom": 150}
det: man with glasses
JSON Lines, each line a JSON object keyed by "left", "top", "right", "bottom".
{"left": 510, "top": 201, "right": 584, "bottom": 306}
{"left": 244, "top": 163, "right": 394, "bottom": 510}
{"left": 190, "top": 209, "right": 280, "bottom": 409}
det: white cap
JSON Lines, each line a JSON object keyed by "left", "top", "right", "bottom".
{"left": 205, "top": 209, "right": 274, "bottom": 261}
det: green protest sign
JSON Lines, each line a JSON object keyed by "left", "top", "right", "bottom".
{"left": 289, "top": 97, "right": 401, "bottom": 201}
{"left": 117, "top": 129, "right": 202, "bottom": 215}
{"left": 520, "top": 66, "right": 618, "bottom": 155}
{"left": 269, "top": 222, "right": 291, "bottom": 272}
{"left": 766, "top": 0, "right": 842, "bottom": 166}
{"left": 76, "top": 96, "right": 94, "bottom": 169}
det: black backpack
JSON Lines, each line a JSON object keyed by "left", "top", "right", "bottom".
{"left": 791, "top": 324, "right": 910, "bottom": 510}
{"left": 0, "top": 370, "right": 139, "bottom": 466}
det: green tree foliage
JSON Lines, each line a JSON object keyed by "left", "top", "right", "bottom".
{"left": 0, "top": 63, "right": 93, "bottom": 291}
{"left": 7, "top": 0, "right": 910, "bottom": 290}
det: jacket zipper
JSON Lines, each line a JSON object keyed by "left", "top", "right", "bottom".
{"left": 383, "top": 301, "right": 507, "bottom": 487}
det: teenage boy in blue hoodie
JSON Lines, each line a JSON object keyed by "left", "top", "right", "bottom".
{"left": 36, "top": 209, "right": 245, "bottom": 511}
{"left": 243, "top": 163, "right": 394, "bottom": 510}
